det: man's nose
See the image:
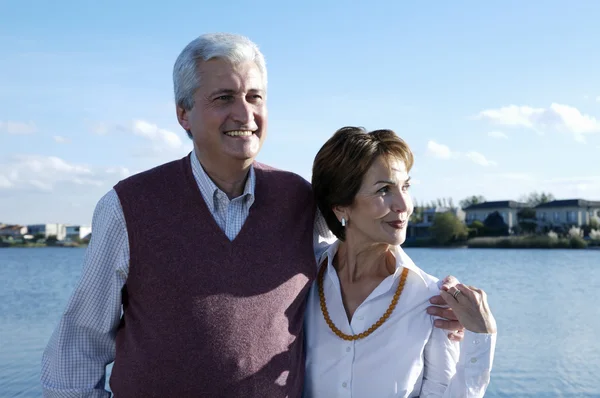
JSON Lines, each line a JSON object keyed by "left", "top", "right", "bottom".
{"left": 231, "top": 98, "right": 254, "bottom": 125}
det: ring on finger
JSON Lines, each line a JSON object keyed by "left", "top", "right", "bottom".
{"left": 452, "top": 289, "right": 461, "bottom": 300}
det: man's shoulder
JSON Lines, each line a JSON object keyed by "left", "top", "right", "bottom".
{"left": 254, "top": 161, "right": 312, "bottom": 191}
{"left": 115, "top": 155, "right": 189, "bottom": 190}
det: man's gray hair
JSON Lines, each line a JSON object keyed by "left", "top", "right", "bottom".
{"left": 173, "top": 33, "right": 267, "bottom": 111}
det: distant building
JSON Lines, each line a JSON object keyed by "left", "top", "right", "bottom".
{"left": 463, "top": 201, "right": 528, "bottom": 231}
{"left": 65, "top": 225, "right": 92, "bottom": 241}
{"left": 408, "top": 207, "right": 465, "bottom": 239}
{"left": 27, "top": 224, "right": 67, "bottom": 241}
{"left": 535, "top": 199, "right": 600, "bottom": 228}
{"left": 0, "top": 225, "right": 28, "bottom": 237}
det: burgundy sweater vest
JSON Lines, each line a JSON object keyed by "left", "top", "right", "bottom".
{"left": 110, "top": 155, "right": 316, "bottom": 397}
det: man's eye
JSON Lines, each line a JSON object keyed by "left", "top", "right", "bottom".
{"left": 378, "top": 186, "right": 390, "bottom": 194}
{"left": 216, "top": 95, "right": 233, "bottom": 101}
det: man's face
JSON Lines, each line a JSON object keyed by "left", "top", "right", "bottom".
{"left": 177, "top": 58, "right": 267, "bottom": 165}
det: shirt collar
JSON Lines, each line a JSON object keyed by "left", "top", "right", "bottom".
{"left": 189, "top": 150, "right": 256, "bottom": 212}
{"left": 318, "top": 240, "right": 428, "bottom": 287}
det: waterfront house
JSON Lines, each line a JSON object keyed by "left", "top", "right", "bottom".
{"left": 408, "top": 206, "right": 465, "bottom": 239}
{"left": 535, "top": 199, "right": 600, "bottom": 228}
{"left": 0, "top": 225, "right": 28, "bottom": 238}
{"left": 463, "top": 200, "right": 528, "bottom": 231}
{"left": 27, "top": 223, "right": 67, "bottom": 241}
{"left": 65, "top": 225, "right": 92, "bottom": 241}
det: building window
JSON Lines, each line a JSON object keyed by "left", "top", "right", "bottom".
{"left": 539, "top": 212, "right": 546, "bottom": 221}
{"left": 567, "top": 211, "right": 577, "bottom": 223}
{"left": 553, "top": 212, "right": 560, "bottom": 222}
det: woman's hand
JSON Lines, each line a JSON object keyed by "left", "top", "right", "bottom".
{"left": 439, "top": 283, "right": 497, "bottom": 334}
{"left": 428, "top": 275, "right": 466, "bottom": 341}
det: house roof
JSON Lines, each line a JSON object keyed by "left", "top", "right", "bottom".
{"left": 535, "top": 199, "right": 600, "bottom": 208}
{"left": 463, "top": 201, "right": 528, "bottom": 211}
{"left": 0, "top": 225, "right": 25, "bottom": 231}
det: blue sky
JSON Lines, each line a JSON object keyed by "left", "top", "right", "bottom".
{"left": 1, "top": 0, "right": 600, "bottom": 225}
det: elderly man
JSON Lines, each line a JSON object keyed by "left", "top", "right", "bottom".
{"left": 41, "top": 33, "right": 462, "bottom": 397}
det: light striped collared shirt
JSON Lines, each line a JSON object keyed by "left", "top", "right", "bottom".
{"left": 41, "top": 150, "right": 333, "bottom": 397}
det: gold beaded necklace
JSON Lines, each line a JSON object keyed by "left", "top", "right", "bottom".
{"left": 317, "top": 261, "right": 409, "bottom": 341}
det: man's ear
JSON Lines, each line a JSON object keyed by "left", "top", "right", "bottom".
{"left": 176, "top": 105, "right": 191, "bottom": 131}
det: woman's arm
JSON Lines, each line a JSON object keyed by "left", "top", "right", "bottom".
{"left": 421, "top": 283, "right": 497, "bottom": 397}
{"left": 421, "top": 326, "right": 496, "bottom": 397}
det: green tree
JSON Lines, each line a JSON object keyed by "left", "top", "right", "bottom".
{"left": 429, "top": 212, "right": 468, "bottom": 245}
{"left": 459, "top": 195, "right": 486, "bottom": 209}
{"left": 410, "top": 199, "right": 424, "bottom": 223}
{"left": 520, "top": 191, "right": 555, "bottom": 206}
{"left": 483, "top": 211, "right": 509, "bottom": 236}
{"left": 46, "top": 235, "right": 58, "bottom": 245}
{"left": 517, "top": 207, "right": 537, "bottom": 234}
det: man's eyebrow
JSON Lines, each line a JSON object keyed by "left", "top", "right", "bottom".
{"left": 208, "top": 88, "right": 264, "bottom": 97}
{"left": 208, "top": 88, "right": 237, "bottom": 97}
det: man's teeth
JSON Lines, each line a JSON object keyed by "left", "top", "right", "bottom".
{"left": 225, "top": 131, "right": 254, "bottom": 137}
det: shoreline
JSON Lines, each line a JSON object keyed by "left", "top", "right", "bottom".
{"left": 403, "top": 235, "right": 599, "bottom": 250}
{"left": 0, "top": 243, "right": 88, "bottom": 249}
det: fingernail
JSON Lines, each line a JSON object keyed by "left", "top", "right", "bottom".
{"left": 426, "top": 308, "right": 435, "bottom": 314}
{"left": 434, "top": 320, "right": 442, "bottom": 327}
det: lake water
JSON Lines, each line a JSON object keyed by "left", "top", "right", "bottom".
{"left": 1, "top": 247, "right": 599, "bottom": 397}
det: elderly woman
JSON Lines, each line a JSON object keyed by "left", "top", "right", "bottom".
{"left": 305, "top": 127, "right": 497, "bottom": 397}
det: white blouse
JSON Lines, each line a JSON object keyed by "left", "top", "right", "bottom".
{"left": 304, "top": 241, "right": 496, "bottom": 398}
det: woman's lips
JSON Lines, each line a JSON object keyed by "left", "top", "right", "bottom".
{"left": 387, "top": 220, "right": 407, "bottom": 229}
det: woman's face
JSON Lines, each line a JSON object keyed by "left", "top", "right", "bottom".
{"left": 342, "top": 155, "right": 413, "bottom": 246}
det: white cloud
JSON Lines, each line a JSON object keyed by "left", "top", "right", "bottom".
{"left": 91, "top": 123, "right": 110, "bottom": 135}
{"left": 131, "top": 120, "right": 183, "bottom": 150}
{"left": 476, "top": 103, "right": 600, "bottom": 142}
{"left": 0, "top": 155, "right": 129, "bottom": 192}
{"left": 28, "top": 179, "right": 53, "bottom": 191}
{"left": 0, "top": 121, "right": 37, "bottom": 134}
{"left": 465, "top": 151, "right": 497, "bottom": 167}
{"left": 427, "top": 140, "right": 453, "bottom": 159}
{"left": 427, "top": 140, "right": 496, "bottom": 167}
{"left": 492, "top": 172, "right": 535, "bottom": 181}
{"left": 90, "top": 120, "right": 188, "bottom": 157}
{"left": 476, "top": 105, "right": 544, "bottom": 129}
{"left": 105, "top": 166, "right": 131, "bottom": 179}
{"left": 473, "top": 173, "right": 600, "bottom": 200}
{"left": 0, "top": 174, "right": 13, "bottom": 188}
{"left": 487, "top": 131, "right": 508, "bottom": 139}
{"left": 53, "top": 135, "right": 69, "bottom": 143}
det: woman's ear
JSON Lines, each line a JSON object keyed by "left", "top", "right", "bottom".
{"left": 332, "top": 205, "right": 348, "bottom": 224}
